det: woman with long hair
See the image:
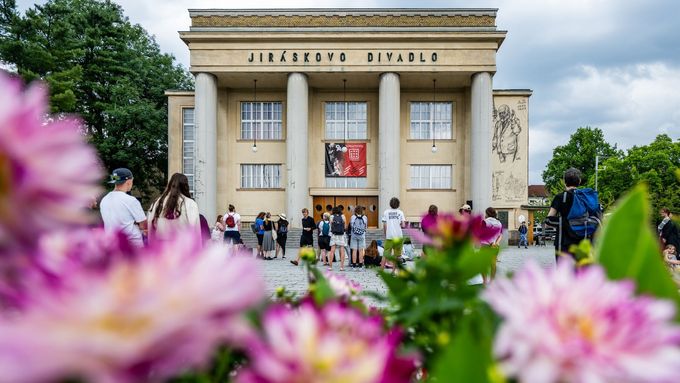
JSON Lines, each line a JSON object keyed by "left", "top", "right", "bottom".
{"left": 147, "top": 173, "right": 200, "bottom": 242}
{"left": 262, "top": 212, "right": 276, "bottom": 259}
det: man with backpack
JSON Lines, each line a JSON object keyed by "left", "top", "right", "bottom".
{"left": 222, "top": 204, "right": 241, "bottom": 245}
{"left": 350, "top": 205, "right": 368, "bottom": 269}
{"left": 545, "top": 167, "right": 602, "bottom": 261}
{"left": 328, "top": 206, "right": 348, "bottom": 271}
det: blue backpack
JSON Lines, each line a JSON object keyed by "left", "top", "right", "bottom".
{"left": 321, "top": 221, "right": 330, "bottom": 237}
{"left": 565, "top": 188, "right": 602, "bottom": 237}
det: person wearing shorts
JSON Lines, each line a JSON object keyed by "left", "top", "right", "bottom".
{"left": 350, "top": 206, "right": 368, "bottom": 268}
{"left": 381, "top": 197, "right": 406, "bottom": 271}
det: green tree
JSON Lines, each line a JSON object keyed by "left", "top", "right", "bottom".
{"left": 597, "top": 135, "right": 680, "bottom": 214}
{"left": 0, "top": 0, "right": 193, "bottom": 203}
{"left": 542, "top": 127, "right": 621, "bottom": 195}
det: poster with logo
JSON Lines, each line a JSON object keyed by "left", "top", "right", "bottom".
{"left": 325, "top": 143, "right": 366, "bottom": 177}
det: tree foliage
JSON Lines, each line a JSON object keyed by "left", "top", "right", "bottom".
{"left": 0, "top": 0, "right": 193, "bottom": 203}
{"left": 542, "top": 127, "right": 621, "bottom": 195}
{"left": 597, "top": 134, "right": 680, "bottom": 214}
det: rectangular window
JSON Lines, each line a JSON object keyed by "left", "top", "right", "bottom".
{"left": 324, "top": 102, "right": 368, "bottom": 140}
{"left": 325, "top": 177, "right": 368, "bottom": 188}
{"left": 409, "top": 102, "right": 453, "bottom": 139}
{"left": 240, "top": 102, "right": 283, "bottom": 140}
{"left": 240, "top": 164, "right": 282, "bottom": 189}
{"left": 409, "top": 165, "right": 452, "bottom": 189}
{"left": 182, "top": 108, "right": 195, "bottom": 194}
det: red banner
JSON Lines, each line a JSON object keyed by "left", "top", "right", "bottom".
{"left": 325, "top": 143, "right": 366, "bottom": 177}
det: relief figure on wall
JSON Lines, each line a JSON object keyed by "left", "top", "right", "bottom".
{"left": 492, "top": 104, "right": 522, "bottom": 163}
{"left": 493, "top": 170, "right": 526, "bottom": 202}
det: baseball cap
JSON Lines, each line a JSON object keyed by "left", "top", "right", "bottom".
{"left": 459, "top": 204, "right": 472, "bottom": 212}
{"left": 108, "top": 168, "right": 133, "bottom": 184}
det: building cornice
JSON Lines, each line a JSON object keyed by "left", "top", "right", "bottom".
{"left": 189, "top": 8, "right": 497, "bottom": 29}
{"left": 493, "top": 89, "right": 533, "bottom": 97}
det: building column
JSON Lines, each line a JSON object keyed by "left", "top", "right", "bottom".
{"left": 286, "top": 73, "right": 309, "bottom": 226}
{"left": 470, "top": 72, "right": 493, "bottom": 214}
{"left": 194, "top": 72, "right": 218, "bottom": 223}
{"left": 379, "top": 72, "right": 400, "bottom": 223}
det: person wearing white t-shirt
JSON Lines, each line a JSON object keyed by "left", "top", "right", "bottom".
{"left": 381, "top": 197, "right": 406, "bottom": 270}
{"left": 222, "top": 204, "right": 242, "bottom": 245}
{"left": 100, "top": 168, "right": 147, "bottom": 247}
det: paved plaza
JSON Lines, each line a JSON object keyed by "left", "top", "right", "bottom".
{"left": 262, "top": 245, "right": 556, "bottom": 298}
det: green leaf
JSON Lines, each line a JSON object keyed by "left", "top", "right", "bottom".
{"left": 429, "top": 311, "right": 492, "bottom": 383}
{"left": 596, "top": 184, "right": 680, "bottom": 307}
{"left": 457, "top": 244, "right": 496, "bottom": 280}
{"left": 307, "top": 266, "right": 336, "bottom": 305}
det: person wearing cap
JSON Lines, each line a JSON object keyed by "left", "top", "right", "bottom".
{"left": 275, "top": 213, "right": 289, "bottom": 259}
{"left": 99, "top": 168, "right": 147, "bottom": 247}
{"left": 459, "top": 204, "right": 472, "bottom": 215}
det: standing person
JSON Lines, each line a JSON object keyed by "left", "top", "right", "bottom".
{"left": 659, "top": 208, "right": 680, "bottom": 251}
{"left": 147, "top": 173, "right": 200, "bottom": 243}
{"left": 275, "top": 213, "right": 289, "bottom": 259}
{"left": 211, "top": 215, "right": 225, "bottom": 242}
{"left": 329, "top": 206, "right": 348, "bottom": 271}
{"left": 262, "top": 212, "right": 276, "bottom": 259}
{"left": 546, "top": 167, "right": 601, "bottom": 260}
{"left": 518, "top": 221, "right": 529, "bottom": 249}
{"left": 481, "top": 207, "right": 503, "bottom": 284}
{"left": 254, "top": 212, "right": 265, "bottom": 259}
{"left": 100, "top": 168, "right": 147, "bottom": 247}
{"left": 223, "top": 204, "right": 242, "bottom": 245}
{"left": 381, "top": 197, "right": 406, "bottom": 271}
{"left": 317, "top": 212, "right": 332, "bottom": 267}
{"left": 350, "top": 205, "right": 368, "bottom": 268}
{"left": 291, "top": 208, "right": 316, "bottom": 266}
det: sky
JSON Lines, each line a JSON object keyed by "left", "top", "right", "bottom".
{"left": 15, "top": 0, "right": 680, "bottom": 184}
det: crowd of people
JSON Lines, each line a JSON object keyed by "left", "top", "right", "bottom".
{"left": 98, "top": 167, "right": 508, "bottom": 282}
{"left": 99, "top": 165, "right": 680, "bottom": 286}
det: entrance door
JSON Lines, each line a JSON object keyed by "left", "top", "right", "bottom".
{"left": 334, "top": 196, "right": 355, "bottom": 226}
{"left": 357, "top": 196, "right": 379, "bottom": 227}
{"left": 313, "top": 196, "right": 334, "bottom": 225}
{"left": 312, "top": 196, "right": 379, "bottom": 227}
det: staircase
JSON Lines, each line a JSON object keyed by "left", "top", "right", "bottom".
{"left": 239, "top": 227, "right": 420, "bottom": 249}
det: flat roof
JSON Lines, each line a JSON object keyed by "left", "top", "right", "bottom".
{"left": 188, "top": 8, "right": 498, "bottom": 30}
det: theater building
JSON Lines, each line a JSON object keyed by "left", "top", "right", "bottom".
{"left": 166, "top": 8, "right": 531, "bottom": 230}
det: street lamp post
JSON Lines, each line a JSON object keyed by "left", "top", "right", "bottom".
{"left": 595, "top": 155, "right": 599, "bottom": 191}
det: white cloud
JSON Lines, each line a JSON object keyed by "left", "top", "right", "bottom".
{"left": 528, "top": 62, "right": 680, "bottom": 183}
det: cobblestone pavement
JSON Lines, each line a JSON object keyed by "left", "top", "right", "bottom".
{"left": 263, "top": 245, "right": 556, "bottom": 298}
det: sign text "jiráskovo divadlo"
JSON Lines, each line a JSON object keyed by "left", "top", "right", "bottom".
{"left": 247, "top": 51, "right": 438, "bottom": 64}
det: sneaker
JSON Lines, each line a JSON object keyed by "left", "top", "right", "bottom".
{"left": 290, "top": 260, "right": 298, "bottom": 266}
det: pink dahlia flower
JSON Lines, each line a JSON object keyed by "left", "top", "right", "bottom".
{"left": 413, "top": 213, "right": 500, "bottom": 248}
{"left": 483, "top": 260, "right": 680, "bottom": 383}
{"left": 323, "top": 270, "right": 362, "bottom": 301}
{"left": 237, "top": 301, "right": 418, "bottom": 383}
{"left": 0, "top": 231, "right": 265, "bottom": 383}
{"left": 0, "top": 73, "right": 102, "bottom": 249}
